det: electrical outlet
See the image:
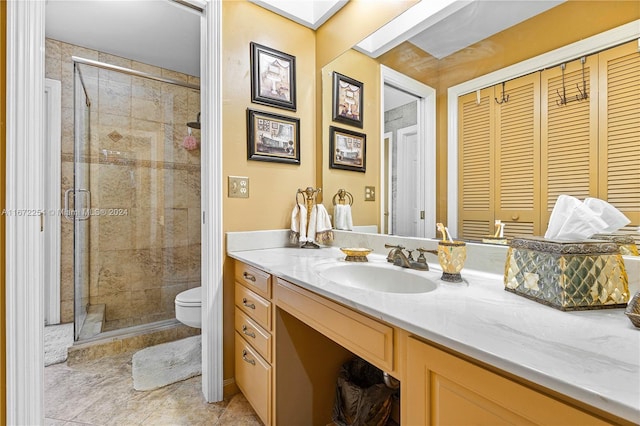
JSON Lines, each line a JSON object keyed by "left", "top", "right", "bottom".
{"left": 228, "top": 176, "right": 249, "bottom": 198}
{"left": 364, "top": 186, "right": 376, "bottom": 201}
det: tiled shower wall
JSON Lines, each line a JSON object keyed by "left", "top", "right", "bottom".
{"left": 45, "top": 39, "right": 201, "bottom": 331}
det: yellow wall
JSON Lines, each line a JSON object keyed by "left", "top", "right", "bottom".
{"left": 221, "top": 0, "right": 316, "bottom": 386}
{"left": 321, "top": 50, "right": 380, "bottom": 227}
{"left": 1, "top": 1, "right": 6, "bottom": 422}
{"left": 315, "top": 0, "right": 418, "bottom": 196}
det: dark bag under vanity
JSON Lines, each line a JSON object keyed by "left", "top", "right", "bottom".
{"left": 332, "top": 357, "right": 397, "bottom": 426}
{"left": 504, "top": 237, "right": 629, "bottom": 311}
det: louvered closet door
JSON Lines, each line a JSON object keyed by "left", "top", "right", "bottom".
{"left": 458, "top": 88, "right": 494, "bottom": 240}
{"left": 541, "top": 55, "right": 599, "bottom": 230}
{"left": 598, "top": 40, "right": 640, "bottom": 233}
{"left": 494, "top": 73, "right": 540, "bottom": 238}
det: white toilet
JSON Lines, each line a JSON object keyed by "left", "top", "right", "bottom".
{"left": 175, "top": 286, "right": 202, "bottom": 328}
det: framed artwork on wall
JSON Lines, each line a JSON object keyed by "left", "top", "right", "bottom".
{"left": 332, "top": 72, "right": 363, "bottom": 128}
{"left": 250, "top": 42, "right": 297, "bottom": 111}
{"left": 329, "top": 126, "right": 366, "bottom": 173}
{"left": 247, "top": 108, "right": 300, "bottom": 164}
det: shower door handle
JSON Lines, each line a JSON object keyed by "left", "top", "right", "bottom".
{"left": 63, "top": 188, "right": 74, "bottom": 222}
{"left": 64, "top": 188, "right": 92, "bottom": 221}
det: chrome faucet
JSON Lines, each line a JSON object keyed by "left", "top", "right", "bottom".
{"left": 385, "top": 244, "right": 437, "bottom": 271}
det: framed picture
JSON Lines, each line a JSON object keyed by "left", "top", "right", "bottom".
{"left": 329, "top": 126, "right": 366, "bottom": 173}
{"left": 247, "top": 109, "right": 300, "bottom": 164}
{"left": 250, "top": 42, "right": 296, "bottom": 111}
{"left": 332, "top": 72, "right": 363, "bottom": 128}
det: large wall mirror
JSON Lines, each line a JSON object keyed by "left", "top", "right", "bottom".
{"left": 321, "top": 1, "right": 640, "bottom": 243}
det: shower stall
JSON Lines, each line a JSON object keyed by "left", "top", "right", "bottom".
{"left": 68, "top": 57, "right": 201, "bottom": 341}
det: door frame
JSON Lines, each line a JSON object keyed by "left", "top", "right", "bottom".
{"left": 383, "top": 131, "right": 392, "bottom": 234}
{"left": 380, "top": 65, "right": 436, "bottom": 238}
{"left": 5, "top": 1, "right": 223, "bottom": 423}
{"left": 395, "top": 124, "right": 420, "bottom": 236}
{"left": 44, "top": 78, "right": 61, "bottom": 326}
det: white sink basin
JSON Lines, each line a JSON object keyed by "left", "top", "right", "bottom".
{"left": 317, "top": 262, "right": 438, "bottom": 294}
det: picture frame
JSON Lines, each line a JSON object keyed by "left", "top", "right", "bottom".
{"left": 247, "top": 109, "right": 300, "bottom": 164}
{"left": 250, "top": 42, "right": 296, "bottom": 111}
{"left": 332, "top": 72, "right": 363, "bottom": 128}
{"left": 329, "top": 126, "right": 366, "bottom": 173}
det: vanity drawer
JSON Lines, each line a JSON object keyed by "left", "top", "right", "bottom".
{"left": 275, "top": 278, "right": 394, "bottom": 372}
{"left": 235, "top": 332, "right": 272, "bottom": 425}
{"left": 235, "top": 307, "right": 272, "bottom": 363}
{"left": 235, "top": 262, "right": 271, "bottom": 299}
{"left": 235, "top": 283, "right": 272, "bottom": 331}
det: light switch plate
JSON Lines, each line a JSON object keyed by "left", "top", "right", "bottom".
{"left": 364, "top": 186, "right": 376, "bottom": 201}
{"left": 228, "top": 176, "right": 249, "bottom": 198}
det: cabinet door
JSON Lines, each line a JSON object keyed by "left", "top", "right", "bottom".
{"left": 598, "top": 40, "right": 640, "bottom": 230}
{"left": 541, "top": 54, "right": 599, "bottom": 229}
{"left": 494, "top": 73, "right": 541, "bottom": 238}
{"left": 235, "top": 333, "right": 272, "bottom": 425}
{"left": 405, "top": 337, "right": 609, "bottom": 425}
{"left": 458, "top": 87, "right": 495, "bottom": 240}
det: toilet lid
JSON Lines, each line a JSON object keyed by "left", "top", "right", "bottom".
{"left": 175, "top": 287, "right": 201, "bottom": 306}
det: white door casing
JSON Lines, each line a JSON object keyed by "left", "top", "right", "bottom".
{"left": 44, "top": 78, "right": 62, "bottom": 326}
{"left": 380, "top": 65, "right": 436, "bottom": 238}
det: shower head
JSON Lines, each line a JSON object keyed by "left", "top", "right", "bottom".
{"left": 187, "top": 112, "right": 201, "bottom": 130}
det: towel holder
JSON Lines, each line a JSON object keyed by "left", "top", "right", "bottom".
{"left": 332, "top": 189, "right": 353, "bottom": 206}
{"left": 296, "top": 187, "right": 322, "bottom": 249}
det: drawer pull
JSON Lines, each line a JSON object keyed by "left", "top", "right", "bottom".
{"left": 511, "top": 214, "right": 520, "bottom": 221}
{"left": 242, "top": 298, "right": 256, "bottom": 309}
{"left": 243, "top": 272, "right": 256, "bottom": 282}
{"left": 242, "top": 325, "right": 256, "bottom": 338}
{"left": 242, "top": 349, "right": 256, "bottom": 365}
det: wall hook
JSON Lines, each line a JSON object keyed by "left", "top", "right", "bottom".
{"left": 495, "top": 82, "right": 509, "bottom": 104}
{"left": 556, "top": 63, "right": 568, "bottom": 106}
{"left": 575, "top": 56, "right": 588, "bottom": 102}
{"left": 557, "top": 57, "right": 588, "bottom": 106}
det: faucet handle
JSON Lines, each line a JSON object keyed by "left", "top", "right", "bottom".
{"left": 405, "top": 249, "right": 415, "bottom": 261}
{"left": 384, "top": 243, "right": 404, "bottom": 250}
{"left": 416, "top": 247, "right": 438, "bottom": 263}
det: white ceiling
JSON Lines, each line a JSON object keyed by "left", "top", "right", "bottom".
{"left": 44, "top": 0, "right": 566, "bottom": 80}
{"left": 249, "top": 0, "right": 348, "bottom": 30}
{"left": 45, "top": 0, "right": 202, "bottom": 77}
{"left": 355, "top": 0, "right": 565, "bottom": 59}
{"left": 385, "top": 85, "right": 419, "bottom": 112}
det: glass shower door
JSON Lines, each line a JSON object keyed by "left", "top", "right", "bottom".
{"left": 71, "top": 63, "right": 92, "bottom": 340}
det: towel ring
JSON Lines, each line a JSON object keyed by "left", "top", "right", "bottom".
{"left": 332, "top": 189, "right": 353, "bottom": 206}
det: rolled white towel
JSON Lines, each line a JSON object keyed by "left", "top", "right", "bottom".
{"left": 333, "top": 204, "right": 353, "bottom": 231}
{"left": 289, "top": 203, "right": 307, "bottom": 243}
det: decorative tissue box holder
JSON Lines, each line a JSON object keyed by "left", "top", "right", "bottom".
{"left": 590, "top": 233, "right": 639, "bottom": 256}
{"left": 504, "top": 237, "right": 629, "bottom": 311}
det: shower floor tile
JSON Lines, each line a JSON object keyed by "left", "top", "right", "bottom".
{"left": 44, "top": 351, "right": 261, "bottom": 426}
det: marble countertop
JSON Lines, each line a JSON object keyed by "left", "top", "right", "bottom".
{"left": 228, "top": 245, "right": 640, "bottom": 423}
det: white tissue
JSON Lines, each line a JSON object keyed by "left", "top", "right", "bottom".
{"left": 544, "top": 195, "right": 630, "bottom": 240}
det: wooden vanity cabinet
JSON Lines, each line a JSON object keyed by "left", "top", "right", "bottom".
{"left": 404, "top": 336, "right": 616, "bottom": 425}
{"left": 234, "top": 262, "right": 273, "bottom": 425}
{"left": 233, "top": 260, "right": 627, "bottom": 425}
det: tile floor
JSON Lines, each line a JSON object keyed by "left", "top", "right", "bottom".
{"left": 44, "top": 351, "right": 261, "bottom": 426}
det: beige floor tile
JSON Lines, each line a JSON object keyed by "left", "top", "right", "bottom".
{"left": 44, "top": 351, "right": 257, "bottom": 426}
